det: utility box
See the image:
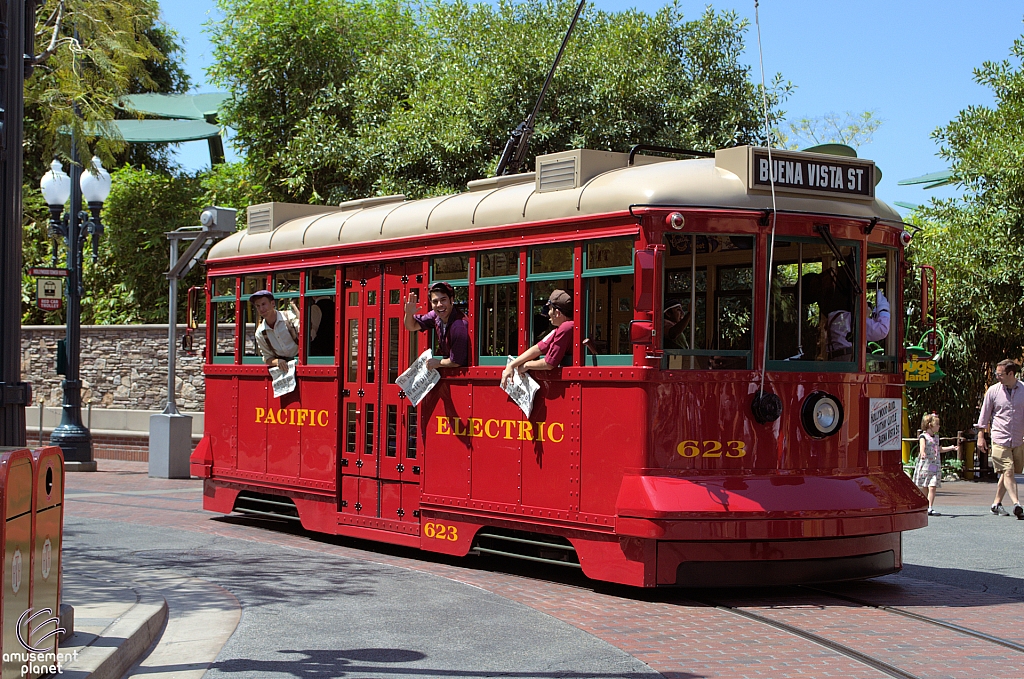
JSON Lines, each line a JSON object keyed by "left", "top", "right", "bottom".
{"left": 29, "top": 447, "right": 64, "bottom": 676}
{"left": 149, "top": 413, "right": 193, "bottom": 479}
{"left": 0, "top": 448, "right": 34, "bottom": 679}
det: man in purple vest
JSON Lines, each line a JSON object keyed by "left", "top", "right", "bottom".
{"left": 403, "top": 281, "right": 469, "bottom": 371}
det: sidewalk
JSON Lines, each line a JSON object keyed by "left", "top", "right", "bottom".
{"left": 57, "top": 461, "right": 241, "bottom": 679}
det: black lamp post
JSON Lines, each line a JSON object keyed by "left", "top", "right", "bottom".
{"left": 40, "top": 152, "right": 112, "bottom": 467}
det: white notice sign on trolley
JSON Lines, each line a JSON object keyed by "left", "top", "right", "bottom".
{"left": 868, "top": 398, "right": 902, "bottom": 451}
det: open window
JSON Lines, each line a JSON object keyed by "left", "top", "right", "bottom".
{"left": 866, "top": 245, "right": 897, "bottom": 373}
{"left": 767, "top": 239, "right": 861, "bottom": 371}
{"left": 528, "top": 244, "right": 574, "bottom": 360}
{"left": 582, "top": 238, "right": 634, "bottom": 365}
{"left": 662, "top": 234, "right": 754, "bottom": 370}
{"left": 242, "top": 274, "right": 269, "bottom": 363}
{"left": 210, "top": 276, "right": 236, "bottom": 363}
{"left": 305, "top": 267, "right": 336, "bottom": 364}
{"left": 477, "top": 248, "right": 519, "bottom": 365}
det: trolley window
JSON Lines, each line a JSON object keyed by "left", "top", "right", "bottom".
{"left": 306, "top": 267, "right": 337, "bottom": 364}
{"left": 430, "top": 255, "right": 470, "bottom": 358}
{"left": 582, "top": 238, "right": 634, "bottom": 365}
{"left": 528, "top": 245, "right": 575, "bottom": 349}
{"left": 211, "top": 277, "right": 236, "bottom": 363}
{"left": 242, "top": 274, "right": 270, "bottom": 363}
{"left": 662, "top": 235, "right": 754, "bottom": 370}
{"left": 767, "top": 239, "right": 862, "bottom": 371}
{"left": 866, "top": 246, "right": 897, "bottom": 373}
{"left": 477, "top": 248, "right": 519, "bottom": 366}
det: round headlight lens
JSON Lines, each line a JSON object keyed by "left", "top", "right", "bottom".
{"left": 801, "top": 391, "right": 844, "bottom": 438}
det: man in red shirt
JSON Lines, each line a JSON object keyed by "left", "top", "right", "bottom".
{"left": 501, "top": 289, "right": 574, "bottom": 388}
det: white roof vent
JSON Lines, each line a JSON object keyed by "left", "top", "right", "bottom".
{"left": 246, "top": 202, "right": 338, "bottom": 234}
{"left": 535, "top": 149, "right": 671, "bottom": 192}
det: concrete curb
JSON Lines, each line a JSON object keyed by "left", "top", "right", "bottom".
{"left": 60, "top": 586, "right": 168, "bottom": 679}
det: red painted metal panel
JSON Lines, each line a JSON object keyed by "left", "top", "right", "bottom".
{"left": 422, "top": 381, "right": 472, "bottom": 499}
{"left": 579, "top": 384, "right": 647, "bottom": 516}
{"left": 236, "top": 376, "right": 268, "bottom": 473}
{"left": 206, "top": 376, "right": 237, "bottom": 471}
{"left": 417, "top": 513, "right": 482, "bottom": 556}
{"left": 469, "top": 385, "right": 521, "bottom": 506}
{"left": 298, "top": 376, "right": 337, "bottom": 487}
{"left": 265, "top": 400, "right": 301, "bottom": 479}
{"left": 358, "top": 477, "right": 379, "bottom": 517}
{"left": 380, "top": 481, "right": 402, "bottom": 522}
{"left": 340, "top": 475, "right": 359, "bottom": 516}
{"left": 520, "top": 381, "right": 576, "bottom": 511}
{"left": 201, "top": 481, "right": 240, "bottom": 514}
{"left": 569, "top": 535, "right": 654, "bottom": 588}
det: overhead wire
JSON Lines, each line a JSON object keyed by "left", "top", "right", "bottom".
{"left": 754, "top": 0, "right": 778, "bottom": 397}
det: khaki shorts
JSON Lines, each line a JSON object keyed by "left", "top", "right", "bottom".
{"left": 991, "top": 443, "right": 1024, "bottom": 475}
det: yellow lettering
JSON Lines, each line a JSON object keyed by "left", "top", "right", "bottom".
{"left": 255, "top": 407, "right": 265, "bottom": 423}
{"left": 436, "top": 417, "right": 452, "bottom": 435}
{"left": 317, "top": 410, "right": 328, "bottom": 427}
{"left": 278, "top": 409, "right": 287, "bottom": 425}
{"left": 289, "top": 409, "right": 297, "bottom": 425}
{"left": 502, "top": 419, "right": 516, "bottom": 439}
{"left": 297, "top": 410, "right": 308, "bottom": 426}
{"left": 453, "top": 418, "right": 468, "bottom": 437}
{"left": 470, "top": 418, "right": 484, "bottom": 438}
{"left": 519, "top": 421, "right": 534, "bottom": 441}
{"left": 265, "top": 409, "right": 277, "bottom": 425}
{"left": 548, "top": 422, "right": 564, "bottom": 443}
{"left": 535, "top": 422, "right": 546, "bottom": 442}
{"left": 484, "top": 419, "right": 500, "bottom": 438}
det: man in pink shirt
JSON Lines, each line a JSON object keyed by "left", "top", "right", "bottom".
{"left": 976, "top": 359, "right": 1024, "bottom": 518}
{"left": 500, "top": 289, "right": 574, "bottom": 388}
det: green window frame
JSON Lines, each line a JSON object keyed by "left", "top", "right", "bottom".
{"left": 211, "top": 282, "right": 236, "bottom": 364}
{"left": 581, "top": 238, "right": 634, "bottom": 366}
{"left": 477, "top": 248, "right": 520, "bottom": 366}
{"left": 305, "top": 267, "right": 337, "bottom": 365}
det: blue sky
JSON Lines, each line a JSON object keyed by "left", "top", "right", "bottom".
{"left": 159, "top": 0, "right": 1024, "bottom": 213}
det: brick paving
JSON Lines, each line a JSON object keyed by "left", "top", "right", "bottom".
{"left": 65, "top": 461, "right": 1024, "bottom": 679}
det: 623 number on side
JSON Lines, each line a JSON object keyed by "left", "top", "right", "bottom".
{"left": 676, "top": 440, "right": 747, "bottom": 458}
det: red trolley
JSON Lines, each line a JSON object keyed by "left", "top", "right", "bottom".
{"left": 193, "top": 145, "right": 926, "bottom": 587}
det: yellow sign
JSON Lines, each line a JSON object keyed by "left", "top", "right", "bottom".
{"left": 676, "top": 440, "right": 747, "bottom": 458}
{"left": 423, "top": 522, "right": 458, "bottom": 541}
{"left": 255, "top": 407, "right": 329, "bottom": 427}
{"left": 435, "top": 416, "right": 564, "bottom": 443}
{"left": 904, "top": 358, "right": 942, "bottom": 385}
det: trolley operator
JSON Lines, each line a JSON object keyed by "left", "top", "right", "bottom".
{"left": 404, "top": 281, "right": 470, "bottom": 370}
{"left": 977, "top": 359, "right": 1024, "bottom": 519}
{"left": 501, "top": 289, "right": 574, "bottom": 387}
{"left": 251, "top": 290, "right": 300, "bottom": 371}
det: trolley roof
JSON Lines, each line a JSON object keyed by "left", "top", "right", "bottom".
{"left": 207, "top": 146, "right": 901, "bottom": 261}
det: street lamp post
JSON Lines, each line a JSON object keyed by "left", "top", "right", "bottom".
{"left": 40, "top": 153, "right": 112, "bottom": 469}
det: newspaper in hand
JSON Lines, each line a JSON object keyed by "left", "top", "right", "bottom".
{"left": 396, "top": 349, "right": 441, "bottom": 406}
{"left": 502, "top": 355, "right": 540, "bottom": 417}
{"left": 268, "top": 359, "right": 298, "bottom": 398}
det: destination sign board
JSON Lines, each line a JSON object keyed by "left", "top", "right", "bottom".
{"left": 28, "top": 267, "right": 69, "bottom": 277}
{"left": 750, "top": 149, "right": 875, "bottom": 199}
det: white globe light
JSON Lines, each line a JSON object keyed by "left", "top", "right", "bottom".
{"left": 80, "top": 156, "right": 112, "bottom": 203}
{"left": 40, "top": 159, "right": 71, "bottom": 207}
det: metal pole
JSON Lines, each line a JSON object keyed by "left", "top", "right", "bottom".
{"left": 164, "top": 239, "right": 179, "bottom": 415}
{"left": 49, "top": 133, "right": 93, "bottom": 463}
{"left": 0, "top": 0, "right": 30, "bottom": 447}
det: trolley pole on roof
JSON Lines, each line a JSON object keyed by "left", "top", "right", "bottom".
{"left": 494, "top": 0, "right": 586, "bottom": 177}
{"left": 148, "top": 207, "right": 233, "bottom": 478}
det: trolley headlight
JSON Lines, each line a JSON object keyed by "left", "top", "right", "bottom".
{"left": 801, "top": 391, "right": 844, "bottom": 438}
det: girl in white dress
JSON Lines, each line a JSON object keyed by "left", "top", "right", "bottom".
{"left": 913, "top": 413, "right": 958, "bottom": 516}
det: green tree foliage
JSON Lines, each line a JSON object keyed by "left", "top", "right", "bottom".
{"left": 904, "top": 34, "right": 1024, "bottom": 433}
{"left": 778, "top": 110, "right": 882, "bottom": 151}
{"left": 210, "top": 0, "right": 790, "bottom": 203}
{"left": 22, "top": 0, "right": 193, "bottom": 324}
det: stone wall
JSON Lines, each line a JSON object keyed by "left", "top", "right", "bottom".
{"left": 21, "top": 325, "right": 207, "bottom": 411}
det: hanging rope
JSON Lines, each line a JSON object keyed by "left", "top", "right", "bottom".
{"left": 754, "top": 0, "right": 778, "bottom": 397}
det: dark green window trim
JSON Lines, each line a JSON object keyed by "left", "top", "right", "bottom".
{"left": 581, "top": 266, "right": 632, "bottom": 278}
{"left": 526, "top": 271, "right": 573, "bottom": 283}
{"left": 306, "top": 356, "right": 334, "bottom": 365}
{"left": 212, "top": 355, "right": 234, "bottom": 364}
{"left": 476, "top": 274, "right": 519, "bottom": 285}
{"left": 478, "top": 356, "right": 508, "bottom": 366}
{"left": 305, "top": 288, "right": 336, "bottom": 296}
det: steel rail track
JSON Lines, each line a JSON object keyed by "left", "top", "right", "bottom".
{"left": 800, "top": 585, "right": 1024, "bottom": 654}
{"left": 699, "top": 599, "right": 924, "bottom": 679}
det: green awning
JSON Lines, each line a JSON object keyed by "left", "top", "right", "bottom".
{"left": 897, "top": 170, "right": 953, "bottom": 189}
{"left": 894, "top": 201, "right": 920, "bottom": 211}
{"left": 117, "top": 92, "right": 229, "bottom": 121}
{"left": 61, "top": 119, "right": 222, "bottom": 143}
